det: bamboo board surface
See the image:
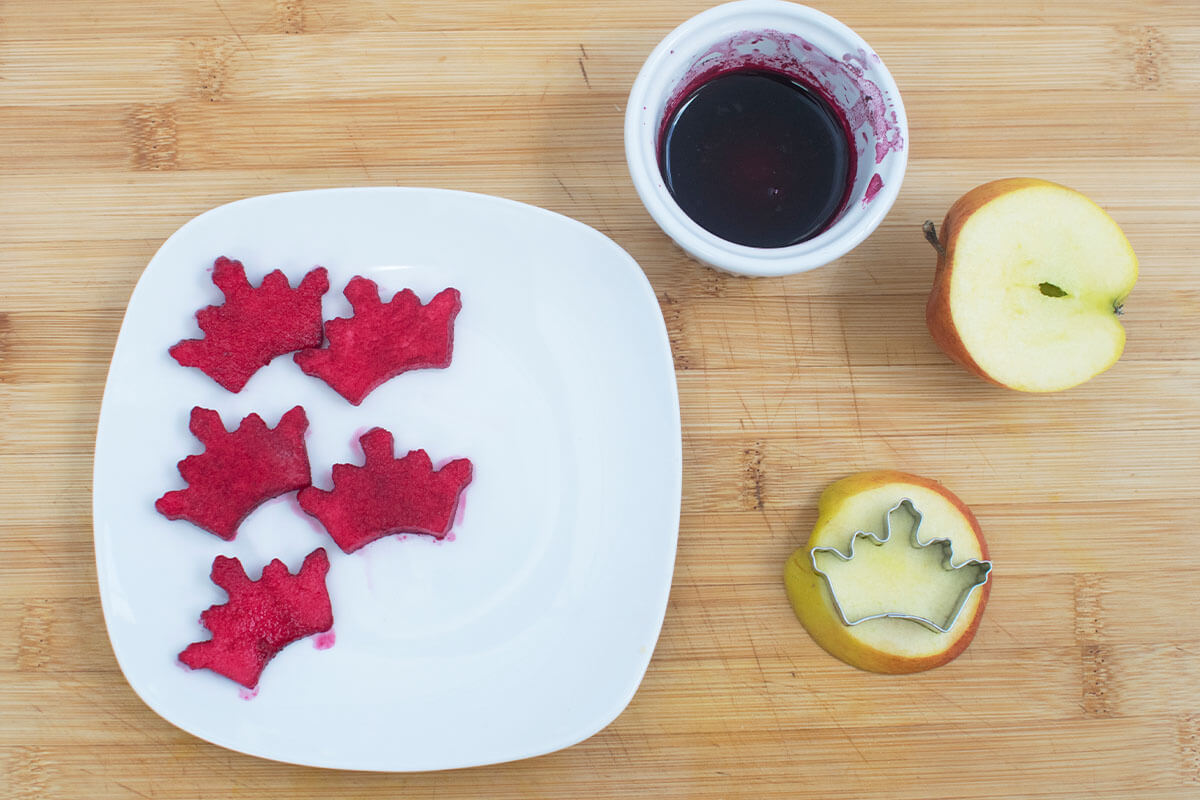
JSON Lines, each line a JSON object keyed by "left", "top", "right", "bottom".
{"left": 2, "top": 1, "right": 1199, "bottom": 797}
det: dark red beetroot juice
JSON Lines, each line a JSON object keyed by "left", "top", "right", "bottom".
{"left": 659, "top": 68, "right": 854, "bottom": 249}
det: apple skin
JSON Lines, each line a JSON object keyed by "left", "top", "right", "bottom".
{"left": 925, "top": 177, "right": 1135, "bottom": 391}
{"left": 784, "top": 471, "right": 990, "bottom": 674}
{"left": 924, "top": 180, "right": 1031, "bottom": 387}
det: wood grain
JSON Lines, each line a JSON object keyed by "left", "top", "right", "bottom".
{"left": 2, "top": 0, "right": 1199, "bottom": 796}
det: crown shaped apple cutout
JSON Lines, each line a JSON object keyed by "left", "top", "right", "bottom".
{"left": 810, "top": 499, "right": 992, "bottom": 633}
{"left": 170, "top": 257, "right": 330, "bottom": 392}
{"left": 179, "top": 548, "right": 333, "bottom": 689}
{"left": 298, "top": 427, "right": 473, "bottom": 553}
{"left": 156, "top": 406, "right": 312, "bottom": 541}
{"left": 293, "top": 278, "right": 462, "bottom": 406}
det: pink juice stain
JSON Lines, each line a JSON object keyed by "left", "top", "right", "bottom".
{"left": 454, "top": 485, "right": 468, "bottom": 528}
{"left": 239, "top": 686, "right": 259, "bottom": 701}
{"left": 349, "top": 426, "right": 374, "bottom": 454}
{"left": 863, "top": 173, "right": 885, "bottom": 205}
{"left": 313, "top": 630, "right": 336, "bottom": 650}
{"left": 284, "top": 491, "right": 329, "bottom": 535}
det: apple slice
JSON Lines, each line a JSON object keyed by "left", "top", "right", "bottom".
{"left": 784, "top": 471, "right": 991, "bottom": 674}
{"left": 925, "top": 178, "right": 1138, "bottom": 392}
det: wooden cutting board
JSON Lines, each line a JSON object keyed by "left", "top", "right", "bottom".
{"left": 2, "top": 1, "right": 1198, "bottom": 796}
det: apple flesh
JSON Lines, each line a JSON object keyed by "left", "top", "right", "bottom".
{"left": 784, "top": 471, "right": 990, "bottom": 674}
{"left": 925, "top": 178, "right": 1138, "bottom": 392}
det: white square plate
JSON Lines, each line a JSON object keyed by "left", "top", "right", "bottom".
{"left": 93, "top": 188, "right": 681, "bottom": 771}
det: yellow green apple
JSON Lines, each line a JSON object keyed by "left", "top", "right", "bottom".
{"left": 784, "top": 471, "right": 990, "bottom": 674}
{"left": 924, "top": 178, "right": 1138, "bottom": 392}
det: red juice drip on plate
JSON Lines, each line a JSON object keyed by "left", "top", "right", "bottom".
{"left": 313, "top": 630, "right": 336, "bottom": 650}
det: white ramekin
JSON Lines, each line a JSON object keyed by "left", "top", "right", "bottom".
{"left": 624, "top": 0, "right": 908, "bottom": 276}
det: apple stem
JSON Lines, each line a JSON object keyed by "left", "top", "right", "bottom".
{"left": 922, "top": 220, "right": 945, "bottom": 257}
{"left": 1114, "top": 301, "right": 1125, "bottom": 316}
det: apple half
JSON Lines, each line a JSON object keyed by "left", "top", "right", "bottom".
{"left": 784, "top": 471, "right": 991, "bottom": 674}
{"left": 925, "top": 178, "right": 1138, "bottom": 392}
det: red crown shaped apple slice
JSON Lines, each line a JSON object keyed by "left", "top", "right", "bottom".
{"left": 156, "top": 406, "right": 311, "bottom": 540}
{"left": 179, "top": 548, "right": 333, "bottom": 689}
{"left": 170, "top": 257, "right": 330, "bottom": 392}
{"left": 293, "top": 278, "right": 462, "bottom": 405}
{"left": 298, "top": 427, "right": 473, "bottom": 553}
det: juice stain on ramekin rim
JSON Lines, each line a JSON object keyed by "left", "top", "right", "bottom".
{"left": 658, "top": 29, "right": 904, "bottom": 209}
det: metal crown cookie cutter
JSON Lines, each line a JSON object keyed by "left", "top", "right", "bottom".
{"left": 809, "top": 498, "right": 993, "bottom": 633}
